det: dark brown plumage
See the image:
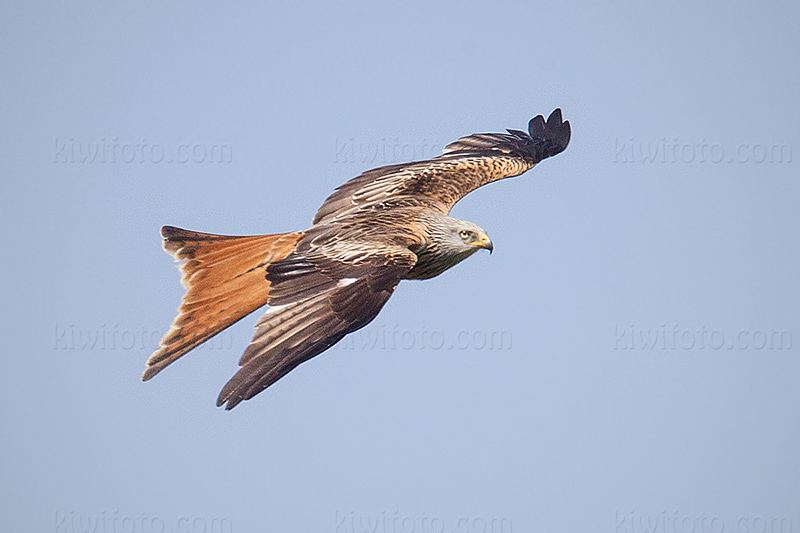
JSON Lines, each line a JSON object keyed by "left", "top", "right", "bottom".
{"left": 144, "top": 109, "right": 571, "bottom": 409}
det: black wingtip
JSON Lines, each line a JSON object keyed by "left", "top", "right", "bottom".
{"left": 217, "top": 396, "right": 239, "bottom": 410}
{"left": 216, "top": 387, "right": 239, "bottom": 410}
{"left": 527, "top": 108, "right": 571, "bottom": 160}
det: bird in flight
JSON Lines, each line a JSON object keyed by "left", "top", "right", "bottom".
{"left": 143, "top": 109, "right": 571, "bottom": 409}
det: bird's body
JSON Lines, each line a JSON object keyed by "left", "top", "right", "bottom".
{"left": 143, "top": 109, "right": 571, "bottom": 409}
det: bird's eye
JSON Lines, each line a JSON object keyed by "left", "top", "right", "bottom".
{"left": 459, "top": 230, "right": 471, "bottom": 240}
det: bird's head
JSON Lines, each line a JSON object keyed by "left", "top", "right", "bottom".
{"left": 424, "top": 214, "right": 493, "bottom": 258}
{"left": 454, "top": 221, "right": 494, "bottom": 255}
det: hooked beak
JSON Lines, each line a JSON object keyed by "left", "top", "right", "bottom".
{"left": 478, "top": 233, "right": 493, "bottom": 254}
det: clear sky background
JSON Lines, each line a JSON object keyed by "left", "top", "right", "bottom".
{"left": 1, "top": 2, "right": 798, "bottom": 532}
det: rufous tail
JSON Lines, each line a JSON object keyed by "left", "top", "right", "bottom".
{"left": 142, "top": 225, "right": 303, "bottom": 381}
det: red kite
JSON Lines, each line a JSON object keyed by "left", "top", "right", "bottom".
{"left": 143, "top": 109, "right": 571, "bottom": 409}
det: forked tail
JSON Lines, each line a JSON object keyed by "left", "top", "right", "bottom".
{"left": 142, "top": 225, "right": 303, "bottom": 381}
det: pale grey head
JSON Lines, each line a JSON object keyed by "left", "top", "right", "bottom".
{"left": 405, "top": 212, "right": 493, "bottom": 280}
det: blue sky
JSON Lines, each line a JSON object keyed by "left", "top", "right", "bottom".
{"left": 1, "top": 1, "right": 798, "bottom": 532}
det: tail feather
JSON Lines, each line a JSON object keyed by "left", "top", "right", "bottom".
{"left": 142, "top": 225, "right": 303, "bottom": 381}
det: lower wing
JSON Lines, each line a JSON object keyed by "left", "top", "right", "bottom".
{"left": 217, "top": 246, "right": 417, "bottom": 409}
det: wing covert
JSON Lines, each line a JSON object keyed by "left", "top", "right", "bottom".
{"left": 313, "top": 109, "right": 570, "bottom": 223}
{"left": 216, "top": 241, "right": 417, "bottom": 409}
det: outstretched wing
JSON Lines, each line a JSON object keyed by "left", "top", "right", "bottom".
{"left": 216, "top": 238, "right": 417, "bottom": 409}
{"left": 313, "top": 109, "right": 571, "bottom": 224}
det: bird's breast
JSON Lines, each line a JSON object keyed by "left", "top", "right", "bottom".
{"left": 404, "top": 246, "right": 470, "bottom": 280}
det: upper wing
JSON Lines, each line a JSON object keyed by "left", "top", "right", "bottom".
{"left": 216, "top": 238, "right": 417, "bottom": 409}
{"left": 313, "top": 109, "right": 571, "bottom": 224}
